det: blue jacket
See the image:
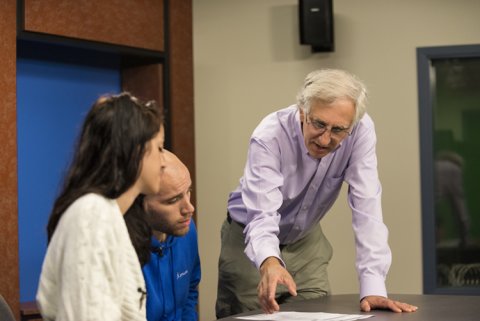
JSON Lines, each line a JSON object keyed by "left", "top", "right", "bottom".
{"left": 143, "top": 221, "right": 201, "bottom": 321}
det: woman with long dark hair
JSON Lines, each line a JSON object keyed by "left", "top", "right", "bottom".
{"left": 37, "top": 93, "right": 165, "bottom": 321}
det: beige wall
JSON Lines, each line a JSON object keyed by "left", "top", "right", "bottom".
{"left": 193, "top": 0, "right": 480, "bottom": 320}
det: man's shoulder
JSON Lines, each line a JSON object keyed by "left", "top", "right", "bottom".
{"left": 261, "top": 105, "right": 297, "bottom": 124}
{"left": 358, "top": 113, "right": 374, "bottom": 129}
{"left": 346, "top": 113, "right": 375, "bottom": 141}
{"left": 252, "top": 105, "right": 298, "bottom": 142}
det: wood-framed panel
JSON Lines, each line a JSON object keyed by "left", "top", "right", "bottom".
{"left": 122, "top": 0, "right": 196, "bottom": 214}
{"left": 2, "top": 1, "right": 194, "bottom": 320}
{"left": 0, "top": 1, "right": 20, "bottom": 320}
{"left": 21, "top": 0, "right": 164, "bottom": 51}
{"left": 168, "top": 0, "right": 196, "bottom": 207}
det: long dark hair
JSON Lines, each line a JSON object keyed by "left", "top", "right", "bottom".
{"left": 124, "top": 195, "right": 152, "bottom": 266}
{"left": 47, "top": 92, "right": 163, "bottom": 242}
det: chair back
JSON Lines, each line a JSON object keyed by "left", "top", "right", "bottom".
{"left": 0, "top": 294, "right": 16, "bottom": 321}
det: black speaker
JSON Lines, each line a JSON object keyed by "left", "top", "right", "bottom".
{"left": 299, "top": 0, "right": 334, "bottom": 52}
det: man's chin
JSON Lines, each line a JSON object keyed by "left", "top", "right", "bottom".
{"left": 173, "top": 227, "right": 190, "bottom": 237}
{"left": 308, "top": 149, "right": 329, "bottom": 159}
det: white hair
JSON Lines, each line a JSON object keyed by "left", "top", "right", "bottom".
{"left": 296, "top": 69, "right": 368, "bottom": 124}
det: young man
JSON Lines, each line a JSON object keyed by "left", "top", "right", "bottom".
{"left": 142, "top": 150, "right": 201, "bottom": 321}
{"left": 216, "top": 69, "right": 417, "bottom": 318}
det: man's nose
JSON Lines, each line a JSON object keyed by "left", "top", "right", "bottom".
{"left": 317, "top": 129, "right": 332, "bottom": 146}
{"left": 182, "top": 200, "right": 195, "bottom": 215}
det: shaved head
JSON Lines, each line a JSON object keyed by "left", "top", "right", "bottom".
{"left": 144, "top": 150, "right": 194, "bottom": 241}
{"left": 157, "top": 150, "right": 190, "bottom": 196}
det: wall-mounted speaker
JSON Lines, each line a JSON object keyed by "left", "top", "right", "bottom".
{"left": 299, "top": 0, "right": 334, "bottom": 52}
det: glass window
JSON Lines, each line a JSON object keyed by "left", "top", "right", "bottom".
{"left": 418, "top": 45, "right": 480, "bottom": 294}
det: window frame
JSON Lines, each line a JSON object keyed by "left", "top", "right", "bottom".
{"left": 417, "top": 43, "right": 480, "bottom": 295}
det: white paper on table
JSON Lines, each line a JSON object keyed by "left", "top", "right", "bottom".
{"left": 235, "top": 311, "right": 374, "bottom": 321}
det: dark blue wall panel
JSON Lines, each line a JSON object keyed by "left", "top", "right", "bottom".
{"left": 17, "top": 55, "right": 121, "bottom": 302}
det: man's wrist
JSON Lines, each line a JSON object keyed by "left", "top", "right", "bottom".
{"left": 260, "top": 256, "right": 282, "bottom": 273}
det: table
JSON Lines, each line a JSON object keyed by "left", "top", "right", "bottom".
{"left": 216, "top": 294, "right": 480, "bottom": 321}
{"left": 20, "top": 301, "right": 42, "bottom": 321}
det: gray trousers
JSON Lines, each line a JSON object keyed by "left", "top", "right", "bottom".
{"left": 216, "top": 218, "right": 333, "bottom": 318}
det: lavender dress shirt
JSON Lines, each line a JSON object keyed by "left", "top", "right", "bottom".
{"left": 227, "top": 105, "right": 391, "bottom": 299}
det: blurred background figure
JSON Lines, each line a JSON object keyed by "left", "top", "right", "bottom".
{"left": 435, "top": 150, "right": 470, "bottom": 248}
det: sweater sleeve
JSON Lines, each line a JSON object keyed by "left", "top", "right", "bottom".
{"left": 37, "top": 195, "right": 125, "bottom": 321}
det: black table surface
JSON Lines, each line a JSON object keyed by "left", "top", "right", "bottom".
{"left": 216, "top": 294, "right": 480, "bottom": 321}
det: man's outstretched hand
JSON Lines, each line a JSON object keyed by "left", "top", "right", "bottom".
{"left": 257, "top": 257, "right": 297, "bottom": 314}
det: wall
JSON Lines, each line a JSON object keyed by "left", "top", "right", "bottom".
{"left": 0, "top": 1, "right": 193, "bottom": 317}
{"left": 16, "top": 49, "right": 121, "bottom": 301}
{"left": 193, "top": 0, "right": 480, "bottom": 320}
{"left": 0, "top": 0, "right": 19, "bottom": 317}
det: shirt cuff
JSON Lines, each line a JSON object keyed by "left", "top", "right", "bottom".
{"left": 359, "top": 275, "right": 387, "bottom": 300}
{"left": 248, "top": 244, "right": 285, "bottom": 270}
{"left": 256, "top": 253, "right": 286, "bottom": 270}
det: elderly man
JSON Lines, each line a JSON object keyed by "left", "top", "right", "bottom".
{"left": 216, "top": 69, "right": 417, "bottom": 318}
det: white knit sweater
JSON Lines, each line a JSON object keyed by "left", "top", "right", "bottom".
{"left": 37, "top": 193, "right": 147, "bottom": 321}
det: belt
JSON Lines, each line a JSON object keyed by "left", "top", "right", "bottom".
{"left": 226, "top": 212, "right": 246, "bottom": 228}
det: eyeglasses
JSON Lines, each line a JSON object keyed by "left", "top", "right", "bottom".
{"left": 305, "top": 114, "right": 352, "bottom": 139}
